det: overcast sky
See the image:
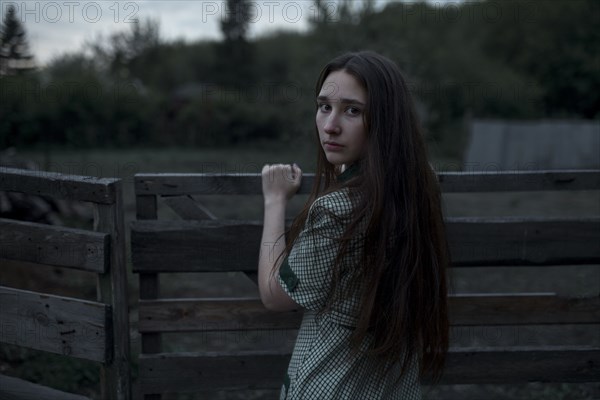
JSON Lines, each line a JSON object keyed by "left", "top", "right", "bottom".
{"left": 2, "top": 0, "right": 462, "bottom": 66}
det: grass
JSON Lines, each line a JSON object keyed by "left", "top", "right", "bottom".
{"left": 20, "top": 140, "right": 318, "bottom": 176}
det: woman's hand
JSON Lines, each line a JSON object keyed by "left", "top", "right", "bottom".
{"left": 261, "top": 163, "right": 302, "bottom": 204}
{"left": 259, "top": 163, "right": 302, "bottom": 311}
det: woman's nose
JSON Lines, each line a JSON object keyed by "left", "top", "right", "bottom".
{"left": 324, "top": 114, "right": 341, "bottom": 135}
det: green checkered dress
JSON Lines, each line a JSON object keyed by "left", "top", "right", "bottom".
{"left": 277, "top": 164, "right": 422, "bottom": 399}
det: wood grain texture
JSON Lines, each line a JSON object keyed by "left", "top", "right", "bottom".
{"left": 445, "top": 217, "right": 600, "bottom": 266}
{"left": 0, "top": 169, "right": 131, "bottom": 399}
{"left": 163, "top": 195, "right": 217, "bottom": 220}
{"left": 437, "top": 345, "right": 600, "bottom": 384}
{"left": 448, "top": 293, "right": 600, "bottom": 325}
{"left": 131, "top": 170, "right": 600, "bottom": 394}
{"left": 137, "top": 346, "right": 600, "bottom": 393}
{"left": 138, "top": 298, "right": 302, "bottom": 332}
{"left": 137, "top": 294, "right": 599, "bottom": 333}
{"left": 134, "top": 193, "right": 162, "bottom": 389}
{"left": 0, "top": 218, "right": 109, "bottom": 273}
{"left": 135, "top": 195, "right": 158, "bottom": 220}
{"left": 138, "top": 349, "right": 292, "bottom": 394}
{"left": 131, "top": 217, "right": 600, "bottom": 272}
{"left": 134, "top": 170, "right": 600, "bottom": 196}
{"left": 94, "top": 181, "right": 132, "bottom": 400}
{"left": 0, "top": 286, "right": 110, "bottom": 363}
{"left": 131, "top": 220, "right": 262, "bottom": 273}
{"left": 0, "top": 167, "right": 118, "bottom": 204}
{"left": 437, "top": 170, "right": 600, "bottom": 192}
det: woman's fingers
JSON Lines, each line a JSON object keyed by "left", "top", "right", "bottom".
{"left": 261, "top": 163, "right": 302, "bottom": 199}
{"left": 292, "top": 163, "right": 302, "bottom": 185}
{"left": 262, "top": 163, "right": 300, "bottom": 180}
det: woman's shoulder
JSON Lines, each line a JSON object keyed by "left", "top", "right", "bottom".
{"left": 312, "top": 188, "right": 352, "bottom": 211}
{"left": 310, "top": 188, "right": 355, "bottom": 218}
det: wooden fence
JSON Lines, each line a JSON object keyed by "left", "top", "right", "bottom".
{"left": 131, "top": 169, "right": 600, "bottom": 398}
{"left": 0, "top": 167, "right": 131, "bottom": 400}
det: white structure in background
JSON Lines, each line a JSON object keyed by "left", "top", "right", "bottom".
{"left": 464, "top": 119, "right": 600, "bottom": 171}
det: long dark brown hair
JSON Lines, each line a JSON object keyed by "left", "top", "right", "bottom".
{"left": 279, "top": 51, "right": 449, "bottom": 383}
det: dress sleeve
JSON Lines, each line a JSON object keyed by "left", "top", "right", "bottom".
{"left": 277, "top": 192, "right": 352, "bottom": 311}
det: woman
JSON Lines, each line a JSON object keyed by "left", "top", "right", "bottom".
{"left": 258, "top": 51, "right": 449, "bottom": 399}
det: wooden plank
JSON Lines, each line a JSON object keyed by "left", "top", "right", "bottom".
{"left": 130, "top": 218, "right": 600, "bottom": 272}
{"left": 131, "top": 220, "right": 261, "bottom": 273}
{"left": 136, "top": 195, "right": 158, "bottom": 220}
{"left": 446, "top": 217, "right": 600, "bottom": 266}
{"left": 138, "top": 298, "right": 302, "bottom": 332}
{"left": 134, "top": 170, "right": 600, "bottom": 196}
{"left": 0, "top": 374, "right": 92, "bottom": 400}
{"left": 94, "top": 181, "right": 131, "bottom": 400}
{"left": 438, "top": 170, "right": 600, "bottom": 193}
{"left": 135, "top": 173, "right": 312, "bottom": 196}
{"left": 0, "top": 218, "right": 109, "bottom": 273}
{"left": 435, "top": 346, "right": 600, "bottom": 384}
{"left": 138, "top": 294, "right": 600, "bottom": 333}
{"left": 134, "top": 193, "right": 162, "bottom": 389}
{"left": 138, "top": 349, "right": 292, "bottom": 394}
{"left": 139, "top": 273, "right": 162, "bottom": 356}
{"left": 0, "top": 286, "right": 110, "bottom": 363}
{"left": 162, "top": 196, "right": 217, "bottom": 220}
{"left": 449, "top": 293, "right": 600, "bottom": 325}
{"left": 0, "top": 167, "right": 118, "bottom": 204}
{"left": 137, "top": 346, "right": 600, "bottom": 393}
{"left": 138, "top": 272, "right": 162, "bottom": 400}
{"left": 243, "top": 272, "right": 259, "bottom": 285}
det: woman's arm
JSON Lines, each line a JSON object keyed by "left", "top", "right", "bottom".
{"left": 258, "top": 164, "right": 302, "bottom": 312}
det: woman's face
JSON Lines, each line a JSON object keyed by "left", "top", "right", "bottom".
{"left": 316, "top": 70, "right": 368, "bottom": 168}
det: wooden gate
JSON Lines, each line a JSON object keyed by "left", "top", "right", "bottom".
{"left": 0, "top": 167, "right": 131, "bottom": 400}
{"left": 131, "top": 169, "right": 599, "bottom": 398}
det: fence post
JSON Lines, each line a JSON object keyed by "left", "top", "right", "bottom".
{"left": 95, "top": 180, "right": 132, "bottom": 400}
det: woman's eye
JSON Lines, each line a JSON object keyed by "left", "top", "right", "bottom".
{"left": 318, "top": 103, "right": 331, "bottom": 112}
{"left": 346, "top": 106, "right": 361, "bottom": 116}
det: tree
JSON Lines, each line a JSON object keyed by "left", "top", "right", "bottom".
{"left": 481, "top": 0, "right": 599, "bottom": 118}
{"left": 0, "top": 5, "right": 35, "bottom": 76}
{"left": 310, "top": 0, "right": 335, "bottom": 26}
{"left": 216, "top": 0, "right": 254, "bottom": 86}
{"left": 220, "top": 0, "right": 251, "bottom": 42}
{"left": 87, "top": 18, "right": 160, "bottom": 78}
{"left": 310, "top": 0, "right": 374, "bottom": 27}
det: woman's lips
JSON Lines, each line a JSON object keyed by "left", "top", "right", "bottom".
{"left": 324, "top": 142, "right": 344, "bottom": 151}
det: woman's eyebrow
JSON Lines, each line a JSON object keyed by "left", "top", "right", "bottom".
{"left": 317, "top": 95, "right": 365, "bottom": 106}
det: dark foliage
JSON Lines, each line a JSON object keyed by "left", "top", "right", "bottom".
{"left": 1, "top": 0, "right": 597, "bottom": 151}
